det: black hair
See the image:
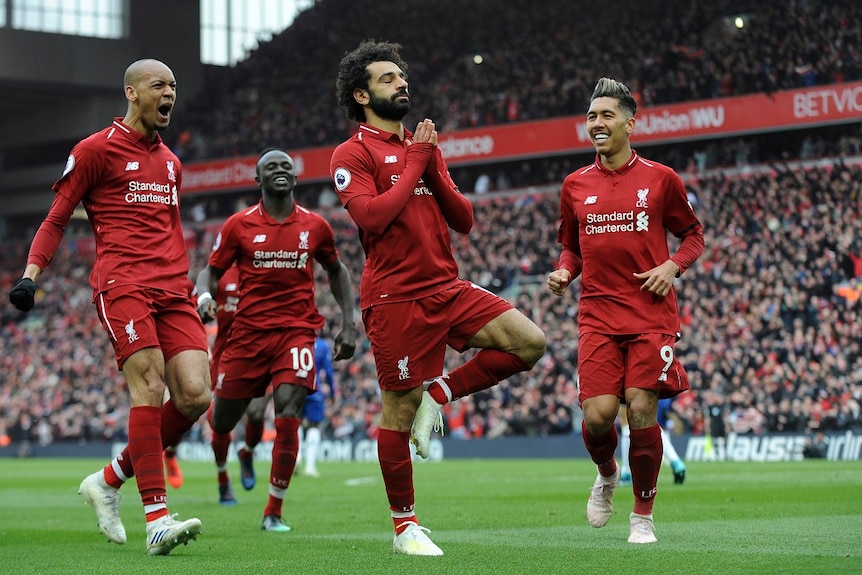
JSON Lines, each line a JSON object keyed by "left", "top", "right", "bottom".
{"left": 255, "top": 147, "right": 291, "bottom": 176}
{"left": 335, "top": 39, "right": 408, "bottom": 122}
{"left": 590, "top": 77, "right": 637, "bottom": 118}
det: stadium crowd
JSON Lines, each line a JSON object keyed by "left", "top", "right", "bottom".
{"left": 3, "top": 154, "right": 861, "bottom": 448}
{"left": 168, "top": 0, "right": 862, "bottom": 162}
{"left": 2, "top": 0, "right": 862, "bottom": 449}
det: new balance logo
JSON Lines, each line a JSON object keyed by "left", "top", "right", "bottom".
{"left": 125, "top": 162, "right": 140, "bottom": 171}
{"left": 584, "top": 196, "right": 597, "bottom": 205}
{"left": 384, "top": 155, "right": 398, "bottom": 164}
{"left": 252, "top": 234, "right": 266, "bottom": 243}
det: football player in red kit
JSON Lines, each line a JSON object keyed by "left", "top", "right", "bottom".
{"left": 548, "top": 77, "right": 704, "bottom": 544}
{"left": 9, "top": 59, "right": 209, "bottom": 555}
{"left": 331, "top": 40, "right": 546, "bottom": 556}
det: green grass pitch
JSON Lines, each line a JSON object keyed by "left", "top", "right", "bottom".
{"left": 0, "top": 457, "right": 860, "bottom": 574}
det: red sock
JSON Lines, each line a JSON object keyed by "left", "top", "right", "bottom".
{"left": 582, "top": 420, "right": 619, "bottom": 475}
{"left": 105, "top": 400, "right": 199, "bottom": 486}
{"left": 264, "top": 494, "right": 284, "bottom": 518}
{"left": 630, "top": 425, "right": 662, "bottom": 515}
{"left": 245, "top": 419, "right": 265, "bottom": 449}
{"left": 433, "top": 350, "right": 530, "bottom": 402}
{"left": 208, "top": 401, "right": 236, "bottom": 484}
{"left": 271, "top": 417, "right": 300, "bottom": 487}
{"left": 160, "top": 399, "right": 196, "bottom": 447}
{"left": 264, "top": 417, "right": 300, "bottom": 517}
{"left": 211, "top": 430, "right": 232, "bottom": 483}
{"left": 103, "top": 452, "right": 134, "bottom": 488}
{"left": 393, "top": 514, "right": 419, "bottom": 534}
{"left": 377, "top": 429, "right": 414, "bottom": 517}
{"left": 127, "top": 406, "right": 168, "bottom": 520}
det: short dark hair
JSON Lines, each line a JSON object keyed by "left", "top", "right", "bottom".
{"left": 335, "top": 39, "right": 408, "bottom": 122}
{"left": 257, "top": 146, "right": 284, "bottom": 161}
{"left": 255, "top": 147, "right": 291, "bottom": 176}
{"left": 590, "top": 77, "right": 637, "bottom": 118}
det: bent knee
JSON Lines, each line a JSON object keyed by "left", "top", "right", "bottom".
{"left": 518, "top": 325, "right": 547, "bottom": 367}
{"left": 172, "top": 383, "right": 211, "bottom": 419}
{"left": 190, "top": 387, "right": 212, "bottom": 418}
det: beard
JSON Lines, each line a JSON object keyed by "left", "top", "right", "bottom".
{"left": 369, "top": 91, "right": 410, "bottom": 121}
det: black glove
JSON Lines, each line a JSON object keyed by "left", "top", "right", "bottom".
{"left": 9, "top": 278, "right": 36, "bottom": 311}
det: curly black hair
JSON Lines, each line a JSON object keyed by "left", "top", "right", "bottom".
{"left": 335, "top": 39, "right": 408, "bottom": 122}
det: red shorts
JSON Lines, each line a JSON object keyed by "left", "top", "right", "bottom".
{"left": 363, "top": 279, "right": 514, "bottom": 391}
{"left": 95, "top": 284, "right": 208, "bottom": 370}
{"left": 210, "top": 334, "right": 230, "bottom": 389}
{"left": 577, "top": 331, "right": 690, "bottom": 403}
{"left": 214, "top": 325, "right": 316, "bottom": 400}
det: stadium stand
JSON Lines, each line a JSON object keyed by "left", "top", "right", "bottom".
{"left": 2, "top": 0, "right": 861, "bottom": 447}
{"left": 168, "top": 0, "right": 862, "bottom": 160}
{"left": 3, "top": 156, "right": 861, "bottom": 445}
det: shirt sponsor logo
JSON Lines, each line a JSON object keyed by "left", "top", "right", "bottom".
{"left": 390, "top": 174, "right": 431, "bottom": 195}
{"left": 223, "top": 295, "right": 238, "bottom": 313}
{"left": 583, "top": 210, "right": 650, "bottom": 234}
{"left": 584, "top": 210, "right": 633, "bottom": 234}
{"left": 252, "top": 249, "right": 309, "bottom": 269}
{"left": 126, "top": 181, "right": 177, "bottom": 205}
{"left": 128, "top": 181, "right": 171, "bottom": 193}
{"left": 636, "top": 211, "right": 650, "bottom": 231}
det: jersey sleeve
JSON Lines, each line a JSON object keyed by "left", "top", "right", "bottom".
{"left": 25, "top": 193, "right": 78, "bottom": 270}
{"left": 27, "top": 140, "right": 104, "bottom": 270}
{"left": 425, "top": 148, "right": 473, "bottom": 233}
{"left": 556, "top": 175, "right": 583, "bottom": 277}
{"left": 331, "top": 139, "right": 433, "bottom": 235}
{"left": 313, "top": 217, "right": 339, "bottom": 267}
{"left": 330, "top": 141, "right": 379, "bottom": 207}
{"left": 662, "top": 171, "right": 705, "bottom": 275}
{"left": 662, "top": 171, "right": 701, "bottom": 236}
{"left": 53, "top": 140, "right": 104, "bottom": 205}
{"left": 209, "top": 215, "right": 241, "bottom": 272}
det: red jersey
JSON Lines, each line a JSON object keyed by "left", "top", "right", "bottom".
{"left": 330, "top": 124, "right": 460, "bottom": 309}
{"left": 211, "top": 265, "right": 240, "bottom": 364}
{"left": 209, "top": 200, "right": 337, "bottom": 331}
{"left": 557, "top": 151, "right": 703, "bottom": 335}
{"left": 27, "top": 118, "right": 190, "bottom": 296}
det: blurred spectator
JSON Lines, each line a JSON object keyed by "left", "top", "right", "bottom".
{"left": 802, "top": 431, "right": 828, "bottom": 458}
